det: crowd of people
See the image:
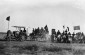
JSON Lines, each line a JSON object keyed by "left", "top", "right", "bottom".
{"left": 6, "top": 28, "right": 27, "bottom": 41}
{"left": 51, "top": 27, "right": 85, "bottom": 43}
{"left": 29, "top": 25, "right": 85, "bottom": 43}
{"left": 5, "top": 25, "right": 85, "bottom": 43}
{"left": 29, "top": 25, "right": 49, "bottom": 40}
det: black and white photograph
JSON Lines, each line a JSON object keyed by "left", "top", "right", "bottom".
{"left": 0, "top": 0, "right": 85, "bottom": 55}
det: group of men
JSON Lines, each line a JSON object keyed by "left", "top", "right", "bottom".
{"left": 6, "top": 28, "right": 27, "bottom": 41}
{"left": 51, "top": 28, "right": 85, "bottom": 43}
{"left": 29, "top": 25, "right": 49, "bottom": 40}
{"left": 6, "top": 25, "right": 85, "bottom": 43}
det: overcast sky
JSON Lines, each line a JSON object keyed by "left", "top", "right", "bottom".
{"left": 0, "top": 0, "right": 85, "bottom": 34}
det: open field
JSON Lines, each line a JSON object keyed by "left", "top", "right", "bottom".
{"left": 0, "top": 41, "right": 85, "bottom": 55}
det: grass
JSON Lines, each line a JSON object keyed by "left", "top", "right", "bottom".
{"left": 0, "top": 43, "right": 7, "bottom": 55}
{"left": 42, "top": 46, "right": 62, "bottom": 52}
{"left": 19, "top": 44, "right": 39, "bottom": 51}
{"left": 0, "top": 41, "right": 84, "bottom": 55}
{"left": 13, "top": 43, "right": 72, "bottom": 52}
{"left": 12, "top": 44, "right": 65, "bottom": 53}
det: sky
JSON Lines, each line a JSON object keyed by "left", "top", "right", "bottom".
{"left": 0, "top": 0, "right": 85, "bottom": 34}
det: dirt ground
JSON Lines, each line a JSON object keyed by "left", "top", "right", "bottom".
{"left": 0, "top": 41, "right": 85, "bottom": 55}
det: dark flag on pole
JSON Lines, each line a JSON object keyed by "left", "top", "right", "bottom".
{"left": 6, "top": 16, "right": 10, "bottom": 21}
{"left": 6, "top": 16, "right": 10, "bottom": 30}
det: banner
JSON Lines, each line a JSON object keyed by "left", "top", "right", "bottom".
{"left": 74, "top": 26, "right": 80, "bottom": 30}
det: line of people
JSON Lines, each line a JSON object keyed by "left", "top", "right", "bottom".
{"left": 51, "top": 28, "right": 85, "bottom": 43}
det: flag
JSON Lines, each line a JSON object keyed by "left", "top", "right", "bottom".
{"left": 74, "top": 26, "right": 80, "bottom": 30}
{"left": 6, "top": 16, "right": 10, "bottom": 21}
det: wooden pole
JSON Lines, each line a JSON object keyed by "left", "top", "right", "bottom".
{"left": 8, "top": 21, "right": 10, "bottom": 30}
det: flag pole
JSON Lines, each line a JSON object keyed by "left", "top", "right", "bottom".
{"left": 8, "top": 21, "right": 9, "bottom": 30}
